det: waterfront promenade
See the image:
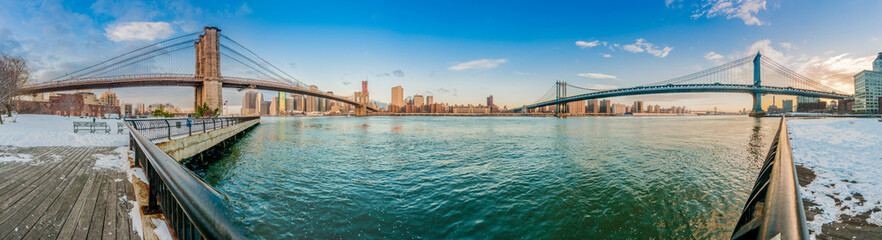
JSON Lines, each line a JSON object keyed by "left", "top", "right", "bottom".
{"left": 0, "top": 146, "right": 138, "bottom": 239}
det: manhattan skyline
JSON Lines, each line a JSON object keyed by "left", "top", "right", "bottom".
{"left": 1, "top": 0, "right": 880, "bottom": 111}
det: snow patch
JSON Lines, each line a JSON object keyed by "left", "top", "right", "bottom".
{"left": 0, "top": 153, "right": 33, "bottom": 163}
{"left": 0, "top": 114, "right": 127, "bottom": 147}
{"left": 151, "top": 218, "right": 173, "bottom": 240}
{"left": 131, "top": 167, "right": 149, "bottom": 184}
{"left": 92, "top": 147, "right": 130, "bottom": 172}
{"left": 121, "top": 195, "right": 144, "bottom": 240}
{"left": 788, "top": 118, "right": 882, "bottom": 236}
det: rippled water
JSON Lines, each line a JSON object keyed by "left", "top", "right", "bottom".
{"left": 196, "top": 116, "right": 778, "bottom": 239}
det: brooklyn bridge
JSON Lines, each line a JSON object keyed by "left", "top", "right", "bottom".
{"left": 19, "top": 27, "right": 377, "bottom": 116}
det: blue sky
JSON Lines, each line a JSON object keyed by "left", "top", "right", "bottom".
{"left": 1, "top": 0, "right": 880, "bottom": 111}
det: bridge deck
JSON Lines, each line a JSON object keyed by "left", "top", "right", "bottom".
{"left": 0, "top": 146, "right": 138, "bottom": 240}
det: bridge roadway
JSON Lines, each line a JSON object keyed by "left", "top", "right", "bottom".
{"left": 512, "top": 83, "right": 853, "bottom": 112}
{"left": 20, "top": 74, "right": 378, "bottom": 112}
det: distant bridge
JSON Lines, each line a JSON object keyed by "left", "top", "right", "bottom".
{"left": 511, "top": 53, "right": 852, "bottom": 114}
{"left": 20, "top": 27, "right": 377, "bottom": 114}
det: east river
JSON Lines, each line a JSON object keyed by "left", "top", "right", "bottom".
{"left": 195, "top": 116, "right": 778, "bottom": 239}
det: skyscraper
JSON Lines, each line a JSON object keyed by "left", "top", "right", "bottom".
{"left": 426, "top": 96, "right": 434, "bottom": 105}
{"left": 99, "top": 91, "right": 119, "bottom": 106}
{"left": 853, "top": 52, "right": 882, "bottom": 113}
{"left": 413, "top": 95, "right": 424, "bottom": 106}
{"left": 255, "top": 92, "right": 265, "bottom": 115}
{"left": 599, "top": 99, "right": 611, "bottom": 113}
{"left": 278, "top": 92, "right": 287, "bottom": 113}
{"left": 633, "top": 101, "right": 643, "bottom": 113}
{"left": 270, "top": 97, "right": 279, "bottom": 116}
{"left": 391, "top": 86, "right": 404, "bottom": 107}
{"left": 241, "top": 90, "right": 260, "bottom": 115}
{"left": 285, "top": 97, "right": 294, "bottom": 112}
{"left": 486, "top": 95, "right": 494, "bottom": 107}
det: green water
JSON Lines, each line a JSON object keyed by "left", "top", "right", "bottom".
{"left": 197, "top": 116, "right": 777, "bottom": 239}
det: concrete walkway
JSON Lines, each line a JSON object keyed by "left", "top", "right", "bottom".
{"left": 0, "top": 146, "right": 138, "bottom": 240}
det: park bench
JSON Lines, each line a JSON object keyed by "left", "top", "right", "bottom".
{"left": 118, "top": 122, "right": 126, "bottom": 134}
{"left": 72, "top": 121, "right": 111, "bottom": 133}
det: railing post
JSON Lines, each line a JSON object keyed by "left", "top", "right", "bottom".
{"left": 165, "top": 120, "right": 171, "bottom": 141}
{"left": 188, "top": 119, "right": 192, "bottom": 136}
{"left": 130, "top": 134, "right": 140, "bottom": 167}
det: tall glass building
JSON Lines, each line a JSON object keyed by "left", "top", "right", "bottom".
{"left": 853, "top": 52, "right": 882, "bottom": 113}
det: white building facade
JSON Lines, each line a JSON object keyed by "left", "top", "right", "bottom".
{"left": 853, "top": 52, "right": 882, "bottom": 113}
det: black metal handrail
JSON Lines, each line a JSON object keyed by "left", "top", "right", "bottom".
{"left": 126, "top": 117, "right": 259, "bottom": 143}
{"left": 127, "top": 121, "right": 249, "bottom": 240}
{"left": 731, "top": 116, "right": 808, "bottom": 239}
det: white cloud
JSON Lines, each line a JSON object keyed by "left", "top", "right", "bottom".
{"left": 778, "top": 42, "right": 793, "bottom": 50}
{"left": 105, "top": 21, "right": 175, "bottom": 42}
{"left": 622, "top": 39, "right": 673, "bottom": 57}
{"left": 793, "top": 53, "right": 874, "bottom": 93}
{"left": 691, "top": 0, "right": 767, "bottom": 26}
{"left": 704, "top": 51, "right": 724, "bottom": 60}
{"left": 716, "top": 39, "right": 873, "bottom": 93}
{"left": 236, "top": 3, "right": 252, "bottom": 15}
{"left": 575, "top": 40, "right": 601, "bottom": 48}
{"left": 622, "top": 44, "right": 643, "bottom": 53}
{"left": 448, "top": 59, "right": 507, "bottom": 71}
{"left": 578, "top": 38, "right": 672, "bottom": 58}
{"left": 578, "top": 73, "right": 618, "bottom": 80}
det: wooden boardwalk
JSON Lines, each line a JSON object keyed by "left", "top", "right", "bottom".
{"left": 0, "top": 146, "right": 138, "bottom": 240}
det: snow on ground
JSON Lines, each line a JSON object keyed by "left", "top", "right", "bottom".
{"left": 788, "top": 118, "right": 882, "bottom": 236}
{"left": 92, "top": 147, "right": 130, "bottom": 172}
{"left": 0, "top": 153, "right": 33, "bottom": 163}
{"left": 151, "top": 218, "right": 173, "bottom": 240}
{"left": 131, "top": 167, "right": 149, "bottom": 184}
{"left": 121, "top": 195, "right": 144, "bottom": 240}
{"left": 0, "top": 114, "right": 127, "bottom": 147}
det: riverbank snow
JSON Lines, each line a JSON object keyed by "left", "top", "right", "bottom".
{"left": 0, "top": 114, "right": 127, "bottom": 147}
{"left": 788, "top": 118, "right": 882, "bottom": 236}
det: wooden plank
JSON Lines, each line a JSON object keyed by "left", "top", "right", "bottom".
{"left": 0, "top": 147, "right": 84, "bottom": 225}
{"left": 85, "top": 168, "right": 111, "bottom": 239}
{"left": 0, "top": 146, "right": 55, "bottom": 175}
{"left": 0, "top": 146, "right": 72, "bottom": 199}
{"left": 126, "top": 172, "right": 140, "bottom": 240}
{"left": 0, "top": 147, "right": 90, "bottom": 239}
{"left": 101, "top": 172, "right": 119, "bottom": 240}
{"left": 0, "top": 146, "right": 79, "bottom": 208}
{"left": 115, "top": 168, "right": 135, "bottom": 240}
{"left": 22, "top": 146, "right": 97, "bottom": 239}
{"left": 4, "top": 146, "right": 94, "bottom": 239}
{"left": 56, "top": 163, "right": 100, "bottom": 239}
{"left": 70, "top": 168, "right": 106, "bottom": 240}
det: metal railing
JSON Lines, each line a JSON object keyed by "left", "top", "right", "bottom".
{"left": 126, "top": 120, "right": 250, "bottom": 240}
{"left": 731, "top": 116, "right": 809, "bottom": 239}
{"left": 126, "top": 117, "right": 259, "bottom": 143}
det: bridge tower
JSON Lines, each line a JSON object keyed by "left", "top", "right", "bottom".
{"left": 194, "top": 27, "right": 224, "bottom": 112}
{"left": 750, "top": 52, "right": 765, "bottom": 117}
{"left": 555, "top": 81, "right": 568, "bottom": 116}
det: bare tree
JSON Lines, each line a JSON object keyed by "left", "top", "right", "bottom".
{"left": 0, "top": 53, "right": 30, "bottom": 124}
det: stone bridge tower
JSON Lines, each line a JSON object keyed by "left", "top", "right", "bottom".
{"left": 195, "top": 27, "right": 223, "bottom": 111}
